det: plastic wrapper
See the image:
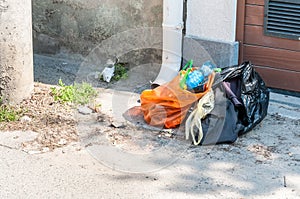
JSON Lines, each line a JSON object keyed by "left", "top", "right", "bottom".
{"left": 140, "top": 73, "right": 215, "bottom": 129}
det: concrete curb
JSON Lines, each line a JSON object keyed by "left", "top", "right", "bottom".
{"left": 268, "top": 92, "right": 300, "bottom": 120}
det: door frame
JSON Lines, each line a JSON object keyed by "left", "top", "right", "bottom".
{"left": 236, "top": 0, "right": 246, "bottom": 64}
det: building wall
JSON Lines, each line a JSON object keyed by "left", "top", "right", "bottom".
{"left": 186, "top": 0, "right": 237, "bottom": 42}
{"left": 32, "top": 0, "right": 163, "bottom": 56}
{"left": 184, "top": 0, "right": 238, "bottom": 67}
{"left": 33, "top": 0, "right": 240, "bottom": 74}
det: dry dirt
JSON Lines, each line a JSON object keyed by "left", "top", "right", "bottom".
{"left": 0, "top": 83, "right": 77, "bottom": 152}
{"left": 0, "top": 80, "right": 300, "bottom": 198}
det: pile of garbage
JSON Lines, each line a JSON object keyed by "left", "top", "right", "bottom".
{"left": 137, "top": 61, "right": 269, "bottom": 145}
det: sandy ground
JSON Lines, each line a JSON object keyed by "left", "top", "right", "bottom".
{"left": 1, "top": 90, "right": 299, "bottom": 199}
{"left": 0, "top": 55, "right": 299, "bottom": 198}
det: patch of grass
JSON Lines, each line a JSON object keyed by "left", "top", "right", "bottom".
{"left": 99, "top": 63, "right": 129, "bottom": 82}
{"left": 51, "top": 80, "right": 98, "bottom": 105}
{"left": 73, "top": 82, "right": 98, "bottom": 105}
{"left": 51, "top": 79, "right": 74, "bottom": 104}
{"left": 112, "top": 63, "right": 129, "bottom": 81}
{"left": 0, "top": 104, "right": 22, "bottom": 122}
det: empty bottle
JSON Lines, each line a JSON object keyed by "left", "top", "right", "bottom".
{"left": 186, "top": 60, "right": 216, "bottom": 92}
{"left": 200, "top": 60, "right": 216, "bottom": 77}
{"left": 186, "top": 70, "right": 204, "bottom": 90}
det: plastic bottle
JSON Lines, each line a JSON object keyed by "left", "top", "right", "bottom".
{"left": 200, "top": 60, "right": 216, "bottom": 77}
{"left": 186, "top": 60, "right": 216, "bottom": 92}
{"left": 186, "top": 70, "right": 204, "bottom": 90}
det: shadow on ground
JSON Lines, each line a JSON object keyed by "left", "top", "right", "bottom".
{"left": 33, "top": 53, "right": 300, "bottom": 198}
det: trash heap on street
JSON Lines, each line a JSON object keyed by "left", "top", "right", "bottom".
{"left": 139, "top": 61, "right": 269, "bottom": 145}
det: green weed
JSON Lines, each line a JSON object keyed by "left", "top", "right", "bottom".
{"left": 99, "top": 63, "right": 129, "bottom": 82}
{"left": 112, "top": 63, "right": 128, "bottom": 81}
{"left": 0, "top": 105, "right": 22, "bottom": 122}
{"left": 73, "top": 82, "right": 98, "bottom": 105}
{"left": 51, "top": 80, "right": 98, "bottom": 105}
{"left": 51, "top": 79, "right": 75, "bottom": 103}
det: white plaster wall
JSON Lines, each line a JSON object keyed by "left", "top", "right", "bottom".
{"left": 186, "top": 0, "right": 237, "bottom": 42}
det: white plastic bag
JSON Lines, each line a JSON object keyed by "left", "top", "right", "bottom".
{"left": 185, "top": 90, "right": 215, "bottom": 145}
{"left": 101, "top": 59, "right": 115, "bottom": 82}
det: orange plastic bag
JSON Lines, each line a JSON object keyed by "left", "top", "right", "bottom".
{"left": 140, "top": 72, "right": 215, "bottom": 128}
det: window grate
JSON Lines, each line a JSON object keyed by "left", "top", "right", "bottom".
{"left": 264, "top": 0, "right": 300, "bottom": 40}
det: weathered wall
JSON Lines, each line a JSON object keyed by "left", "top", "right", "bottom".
{"left": 32, "top": 0, "right": 163, "bottom": 57}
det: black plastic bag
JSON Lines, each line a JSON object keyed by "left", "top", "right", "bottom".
{"left": 200, "top": 61, "right": 269, "bottom": 145}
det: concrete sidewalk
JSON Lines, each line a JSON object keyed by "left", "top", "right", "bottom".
{"left": 0, "top": 91, "right": 299, "bottom": 199}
